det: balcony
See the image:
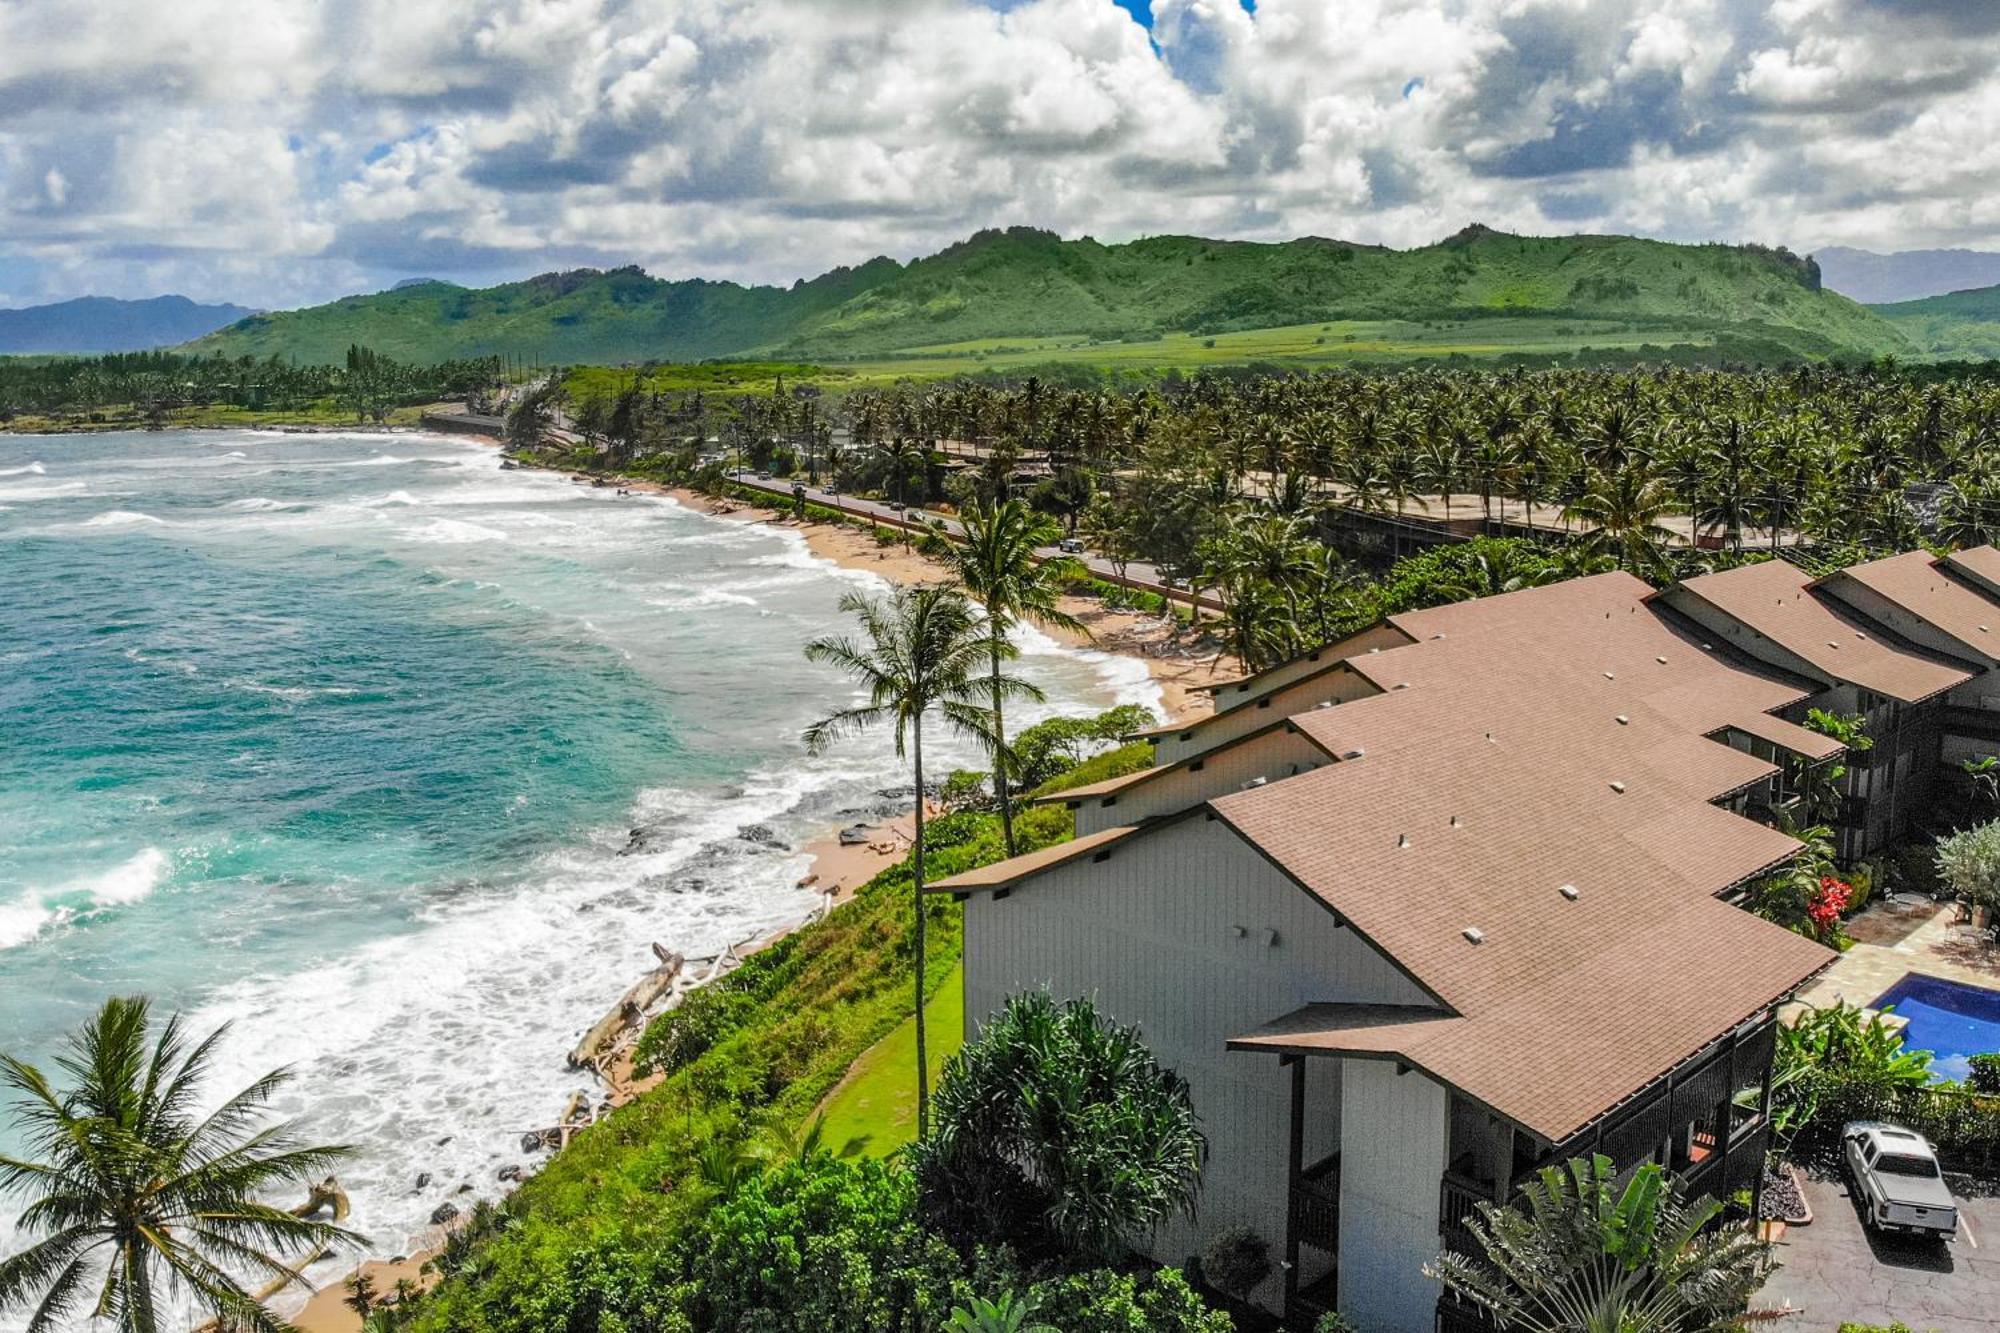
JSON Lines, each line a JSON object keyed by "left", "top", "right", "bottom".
{"left": 1439, "top": 1168, "right": 1494, "bottom": 1258}
{"left": 1290, "top": 1152, "right": 1340, "bottom": 1254}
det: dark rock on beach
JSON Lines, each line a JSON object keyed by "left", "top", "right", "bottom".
{"left": 498, "top": 1164, "right": 523, "bottom": 1183}
{"left": 414, "top": 1172, "right": 432, "bottom": 1191}
{"left": 430, "top": 1202, "right": 459, "bottom": 1225}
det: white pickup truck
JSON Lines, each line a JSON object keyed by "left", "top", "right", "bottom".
{"left": 1844, "top": 1121, "right": 1959, "bottom": 1239}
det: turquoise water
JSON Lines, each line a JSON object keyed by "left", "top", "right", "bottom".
{"left": 0, "top": 430, "right": 1153, "bottom": 1298}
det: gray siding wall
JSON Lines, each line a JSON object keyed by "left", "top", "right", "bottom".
{"left": 1821, "top": 576, "right": 1998, "bottom": 671}
{"left": 961, "top": 817, "right": 1433, "bottom": 1307}
{"left": 1337, "top": 1059, "right": 1450, "bottom": 1333}
{"left": 1072, "top": 729, "right": 1331, "bottom": 836}
{"left": 1657, "top": 587, "right": 1838, "bottom": 688}
{"left": 1153, "top": 664, "right": 1382, "bottom": 766}
{"left": 1197, "top": 625, "right": 1413, "bottom": 717}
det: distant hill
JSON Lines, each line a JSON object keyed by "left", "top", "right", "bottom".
{"left": 0, "top": 295, "right": 257, "bottom": 354}
{"left": 1871, "top": 284, "right": 2000, "bottom": 360}
{"left": 1818, "top": 246, "right": 2000, "bottom": 305}
{"left": 185, "top": 227, "right": 1910, "bottom": 368}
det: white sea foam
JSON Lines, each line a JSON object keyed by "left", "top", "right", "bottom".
{"left": 365, "top": 489, "right": 425, "bottom": 507}
{"left": 0, "top": 895, "right": 56, "bottom": 951}
{"left": 223, "top": 496, "right": 293, "bottom": 512}
{"left": 80, "top": 510, "right": 166, "bottom": 528}
{"left": 82, "top": 847, "right": 169, "bottom": 907}
{"left": 0, "top": 461, "right": 45, "bottom": 476}
{"left": 0, "top": 849, "right": 171, "bottom": 954}
{"left": 0, "top": 480, "right": 84, "bottom": 501}
{"left": 399, "top": 517, "right": 508, "bottom": 545}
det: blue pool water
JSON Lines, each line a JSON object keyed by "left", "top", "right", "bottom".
{"left": 1873, "top": 972, "right": 2000, "bottom": 1083}
{"left": 0, "top": 430, "right": 1156, "bottom": 1316}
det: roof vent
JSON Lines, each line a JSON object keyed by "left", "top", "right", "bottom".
{"left": 1340, "top": 747, "right": 1365, "bottom": 760}
{"left": 1609, "top": 780, "right": 1627, "bottom": 793}
{"left": 1241, "top": 776, "right": 1267, "bottom": 790}
{"left": 1656, "top": 655, "right": 1668, "bottom": 664}
{"left": 1615, "top": 714, "right": 1630, "bottom": 726}
{"left": 1462, "top": 926, "right": 1486, "bottom": 945}
{"left": 1702, "top": 642, "right": 1714, "bottom": 651}
{"left": 1603, "top": 670, "right": 1616, "bottom": 680}
{"left": 1397, "top": 833, "right": 1411, "bottom": 849}
{"left": 1559, "top": 884, "right": 1580, "bottom": 901}
{"left": 1485, "top": 731, "right": 1497, "bottom": 743}
{"left": 1393, "top": 681, "right": 1410, "bottom": 690}
{"left": 1827, "top": 641, "right": 1839, "bottom": 649}
{"left": 1431, "top": 632, "right": 1446, "bottom": 640}
{"left": 1449, "top": 814, "right": 1463, "bottom": 829}
{"left": 1316, "top": 700, "right": 1333, "bottom": 709}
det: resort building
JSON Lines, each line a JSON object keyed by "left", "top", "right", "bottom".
{"left": 935, "top": 547, "right": 2000, "bottom": 1333}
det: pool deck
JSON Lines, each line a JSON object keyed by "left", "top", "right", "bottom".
{"left": 1792, "top": 898, "right": 2000, "bottom": 1020}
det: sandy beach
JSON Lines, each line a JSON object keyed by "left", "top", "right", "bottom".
{"left": 292, "top": 456, "right": 1234, "bottom": 1332}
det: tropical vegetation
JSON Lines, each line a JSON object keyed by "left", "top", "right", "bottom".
{"left": 0, "top": 997, "right": 357, "bottom": 1333}
{"left": 803, "top": 585, "right": 1033, "bottom": 1138}
{"left": 910, "top": 992, "right": 1206, "bottom": 1263}
{"left": 1427, "top": 1155, "right": 1769, "bottom": 1333}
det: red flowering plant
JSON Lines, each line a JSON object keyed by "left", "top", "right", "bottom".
{"left": 1807, "top": 875, "right": 1852, "bottom": 940}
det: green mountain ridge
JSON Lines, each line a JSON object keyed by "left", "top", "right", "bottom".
{"left": 1870, "top": 283, "right": 2000, "bottom": 360}
{"left": 186, "top": 225, "right": 1913, "bottom": 368}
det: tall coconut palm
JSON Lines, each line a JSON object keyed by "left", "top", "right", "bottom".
{"left": 0, "top": 997, "right": 357, "bottom": 1333}
{"left": 1563, "top": 468, "right": 1678, "bottom": 578}
{"left": 1427, "top": 1155, "right": 1769, "bottom": 1333}
{"left": 934, "top": 500, "right": 1080, "bottom": 858}
{"left": 804, "top": 586, "right": 1035, "bottom": 1136}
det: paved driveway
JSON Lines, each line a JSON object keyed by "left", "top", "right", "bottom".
{"left": 1758, "top": 1168, "right": 2000, "bottom": 1330}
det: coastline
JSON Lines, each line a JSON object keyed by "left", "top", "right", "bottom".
{"left": 291, "top": 441, "right": 1233, "bottom": 1331}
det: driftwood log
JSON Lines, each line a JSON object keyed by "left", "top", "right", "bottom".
{"left": 566, "top": 948, "right": 684, "bottom": 1070}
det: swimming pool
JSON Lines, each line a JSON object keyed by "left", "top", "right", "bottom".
{"left": 1873, "top": 972, "right": 2000, "bottom": 1083}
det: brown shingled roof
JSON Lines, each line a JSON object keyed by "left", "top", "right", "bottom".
{"left": 1947, "top": 545, "right": 2000, "bottom": 599}
{"left": 1674, "top": 559, "right": 1973, "bottom": 702}
{"left": 1834, "top": 550, "right": 2000, "bottom": 664}
{"left": 1211, "top": 721, "right": 1828, "bottom": 1141}
{"left": 950, "top": 568, "right": 1848, "bottom": 1142}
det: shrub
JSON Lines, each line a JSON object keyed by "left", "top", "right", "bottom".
{"left": 1026, "top": 1267, "right": 1231, "bottom": 1333}
{"left": 1198, "top": 1225, "right": 1271, "bottom": 1299}
{"left": 912, "top": 991, "right": 1206, "bottom": 1261}
{"left": 1967, "top": 1054, "right": 2000, "bottom": 1095}
{"left": 663, "top": 1155, "right": 962, "bottom": 1332}
{"left": 1937, "top": 820, "right": 2000, "bottom": 909}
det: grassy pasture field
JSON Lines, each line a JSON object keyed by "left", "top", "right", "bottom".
{"left": 830, "top": 315, "right": 1720, "bottom": 381}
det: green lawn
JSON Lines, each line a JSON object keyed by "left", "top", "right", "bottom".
{"left": 816, "top": 962, "right": 965, "bottom": 1158}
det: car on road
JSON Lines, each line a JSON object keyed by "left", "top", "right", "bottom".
{"left": 1844, "top": 1121, "right": 1959, "bottom": 1239}
{"left": 1057, "top": 537, "right": 1085, "bottom": 554}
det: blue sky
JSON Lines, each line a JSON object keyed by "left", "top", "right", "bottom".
{"left": 1, "top": 0, "right": 1997, "bottom": 308}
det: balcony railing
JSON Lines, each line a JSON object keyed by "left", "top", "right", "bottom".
{"left": 1439, "top": 1169, "right": 1492, "bottom": 1257}
{"left": 1290, "top": 1153, "right": 1340, "bottom": 1254}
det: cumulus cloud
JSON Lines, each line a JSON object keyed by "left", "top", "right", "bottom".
{"left": 0, "top": 0, "right": 1996, "bottom": 307}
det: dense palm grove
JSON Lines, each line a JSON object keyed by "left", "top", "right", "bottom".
{"left": 0, "top": 348, "right": 502, "bottom": 423}
{"left": 558, "top": 363, "right": 2000, "bottom": 672}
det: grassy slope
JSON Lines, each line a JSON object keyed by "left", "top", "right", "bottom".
{"left": 408, "top": 739, "right": 1155, "bottom": 1331}
{"left": 816, "top": 962, "right": 965, "bottom": 1159}
{"left": 1873, "top": 283, "right": 2000, "bottom": 359}
{"left": 187, "top": 227, "right": 1909, "bottom": 369}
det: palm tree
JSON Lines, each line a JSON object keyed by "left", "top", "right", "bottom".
{"left": 1563, "top": 468, "right": 1678, "bottom": 578}
{"left": 804, "top": 586, "right": 1032, "bottom": 1136}
{"left": 933, "top": 500, "right": 1079, "bottom": 857}
{"left": 1427, "top": 1155, "right": 1769, "bottom": 1333}
{"left": 0, "top": 997, "right": 357, "bottom": 1333}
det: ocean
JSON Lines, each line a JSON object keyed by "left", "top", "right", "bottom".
{"left": 0, "top": 429, "right": 1155, "bottom": 1309}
